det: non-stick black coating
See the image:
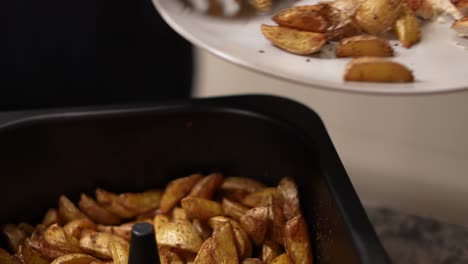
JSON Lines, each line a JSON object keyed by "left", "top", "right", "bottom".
{"left": 0, "top": 95, "right": 390, "bottom": 264}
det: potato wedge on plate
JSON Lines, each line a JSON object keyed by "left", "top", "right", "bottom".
{"left": 355, "top": 0, "right": 403, "bottom": 35}
{"left": 394, "top": 7, "right": 421, "bottom": 48}
{"left": 50, "top": 253, "right": 98, "bottom": 264}
{"left": 262, "top": 25, "right": 327, "bottom": 55}
{"left": 283, "top": 216, "right": 313, "bottom": 264}
{"left": 336, "top": 35, "right": 394, "bottom": 57}
{"left": 156, "top": 220, "right": 203, "bottom": 254}
{"left": 249, "top": 0, "right": 272, "bottom": 12}
{"left": 452, "top": 16, "right": 468, "bottom": 37}
{"left": 344, "top": 57, "right": 414, "bottom": 82}
{"left": 272, "top": 4, "right": 331, "bottom": 33}
{"left": 159, "top": 174, "right": 203, "bottom": 213}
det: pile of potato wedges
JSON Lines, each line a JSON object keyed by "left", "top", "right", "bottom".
{"left": 261, "top": 0, "right": 468, "bottom": 83}
{"left": 1, "top": 173, "right": 313, "bottom": 264}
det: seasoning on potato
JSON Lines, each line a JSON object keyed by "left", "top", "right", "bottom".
{"left": 0, "top": 174, "right": 313, "bottom": 264}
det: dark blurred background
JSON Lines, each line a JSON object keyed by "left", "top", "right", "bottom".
{"left": 0, "top": 0, "right": 193, "bottom": 110}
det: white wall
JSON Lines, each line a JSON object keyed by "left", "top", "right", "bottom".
{"left": 193, "top": 48, "right": 468, "bottom": 227}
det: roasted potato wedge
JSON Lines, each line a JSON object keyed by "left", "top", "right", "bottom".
{"left": 249, "top": 0, "right": 272, "bottom": 12}
{"left": 284, "top": 216, "right": 313, "bottom": 264}
{"left": 212, "top": 222, "right": 238, "bottom": 264}
{"left": 172, "top": 207, "right": 189, "bottom": 220}
{"left": 95, "top": 189, "right": 136, "bottom": 219}
{"left": 42, "top": 209, "right": 62, "bottom": 227}
{"left": 242, "top": 188, "right": 277, "bottom": 207}
{"left": 16, "top": 244, "right": 49, "bottom": 264}
{"left": 0, "top": 248, "right": 21, "bottom": 264}
{"left": 209, "top": 216, "right": 252, "bottom": 259}
{"left": 109, "top": 240, "right": 129, "bottom": 264}
{"left": 50, "top": 253, "right": 98, "bottom": 264}
{"left": 452, "top": 16, "right": 468, "bottom": 37}
{"left": 454, "top": 0, "right": 468, "bottom": 16}
{"left": 271, "top": 253, "right": 293, "bottom": 264}
{"left": 277, "top": 177, "right": 302, "bottom": 221}
{"left": 158, "top": 246, "right": 185, "bottom": 264}
{"left": 1, "top": 224, "right": 27, "bottom": 252}
{"left": 193, "top": 238, "right": 215, "bottom": 264}
{"left": 262, "top": 240, "right": 282, "bottom": 263}
{"left": 44, "top": 224, "right": 83, "bottom": 254}
{"left": 262, "top": 25, "right": 327, "bottom": 55}
{"left": 192, "top": 219, "right": 212, "bottom": 241}
{"left": 267, "top": 195, "right": 286, "bottom": 245}
{"left": 26, "top": 236, "right": 70, "bottom": 260}
{"left": 222, "top": 198, "right": 249, "bottom": 222}
{"left": 79, "top": 194, "right": 121, "bottom": 226}
{"left": 64, "top": 218, "right": 96, "bottom": 239}
{"left": 79, "top": 232, "right": 128, "bottom": 259}
{"left": 58, "top": 196, "right": 87, "bottom": 223}
{"left": 240, "top": 207, "right": 269, "bottom": 246}
{"left": 355, "top": 0, "right": 403, "bottom": 35}
{"left": 394, "top": 7, "right": 421, "bottom": 48}
{"left": 242, "top": 258, "right": 264, "bottom": 264}
{"left": 189, "top": 173, "right": 224, "bottom": 199}
{"left": 119, "top": 190, "right": 162, "bottom": 214}
{"left": 156, "top": 220, "right": 203, "bottom": 254}
{"left": 181, "top": 197, "right": 223, "bottom": 220}
{"left": 272, "top": 4, "right": 331, "bottom": 33}
{"left": 159, "top": 174, "right": 203, "bottom": 213}
{"left": 153, "top": 215, "right": 170, "bottom": 232}
{"left": 336, "top": 35, "right": 394, "bottom": 57}
{"left": 344, "top": 57, "right": 414, "bottom": 82}
{"left": 405, "top": 0, "right": 434, "bottom": 19}
{"left": 221, "top": 177, "right": 265, "bottom": 193}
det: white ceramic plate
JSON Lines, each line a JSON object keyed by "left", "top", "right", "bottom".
{"left": 153, "top": 0, "right": 468, "bottom": 95}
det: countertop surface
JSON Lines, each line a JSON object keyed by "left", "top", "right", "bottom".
{"left": 367, "top": 206, "right": 468, "bottom": 264}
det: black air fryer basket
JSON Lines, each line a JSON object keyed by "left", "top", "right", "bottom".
{"left": 0, "top": 95, "right": 390, "bottom": 264}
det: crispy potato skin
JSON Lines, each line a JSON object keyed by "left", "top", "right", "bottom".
{"left": 394, "top": 7, "right": 421, "bottom": 48}
{"left": 193, "top": 238, "right": 216, "bottom": 264}
{"left": 277, "top": 177, "right": 302, "bottom": 221}
{"left": 156, "top": 220, "right": 203, "bottom": 254}
{"left": 222, "top": 198, "right": 249, "bottom": 222}
{"left": 240, "top": 207, "right": 269, "bottom": 246}
{"left": 50, "top": 253, "right": 98, "bottom": 264}
{"left": 336, "top": 35, "right": 394, "bottom": 57}
{"left": 212, "top": 222, "right": 238, "bottom": 264}
{"left": 272, "top": 5, "right": 332, "bottom": 33}
{"left": 344, "top": 57, "right": 415, "bottom": 82}
{"left": 355, "top": 0, "right": 403, "bottom": 35}
{"left": 181, "top": 197, "right": 223, "bottom": 220}
{"left": 261, "top": 25, "right": 327, "bottom": 55}
{"left": 79, "top": 194, "right": 121, "bottom": 226}
{"left": 284, "top": 216, "right": 313, "bottom": 264}
{"left": 159, "top": 174, "right": 203, "bottom": 213}
{"left": 451, "top": 16, "right": 468, "bottom": 37}
{"left": 189, "top": 173, "right": 224, "bottom": 200}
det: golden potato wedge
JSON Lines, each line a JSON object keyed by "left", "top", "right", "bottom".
{"left": 16, "top": 244, "right": 49, "bottom": 264}
{"left": 0, "top": 248, "right": 21, "bottom": 264}
{"left": 262, "top": 240, "right": 282, "bottom": 263}
{"left": 1, "top": 224, "right": 27, "bottom": 252}
{"left": 44, "top": 224, "right": 83, "bottom": 254}
{"left": 79, "top": 232, "right": 129, "bottom": 259}
{"left": 240, "top": 207, "right": 269, "bottom": 246}
{"left": 344, "top": 57, "right": 414, "bottom": 82}
{"left": 221, "top": 177, "right": 266, "bottom": 193}
{"left": 159, "top": 174, "right": 203, "bottom": 213}
{"left": 97, "top": 220, "right": 151, "bottom": 241}
{"left": 181, "top": 197, "right": 223, "bottom": 220}
{"left": 242, "top": 187, "right": 277, "bottom": 207}
{"left": 271, "top": 253, "right": 293, "bottom": 264}
{"left": 59, "top": 196, "right": 87, "bottom": 223}
{"left": 262, "top": 25, "right": 327, "bottom": 55}
{"left": 272, "top": 4, "right": 331, "bottom": 33}
{"left": 405, "top": 0, "right": 434, "bottom": 19}
{"left": 454, "top": 0, "right": 468, "bottom": 16}
{"left": 50, "top": 253, "right": 98, "bottom": 264}
{"left": 267, "top": 195, "right": 286, "bottom": 245}
{"left": 192, "top": 219, "right": 213, "bottom": 241}
{"left": 26, "top": 236, "right": 70, "bottom": 260}
{"left": 64, "top": 218, "right": 96, "bottom": 239}
{"left": 222, "top": 198, "right": 249, "bottom": 222}
{"left": 277, "top": 177, "right": 302, "bottom": 221}
{"left": 78, "top": 194, "right": 121, "bottom": 226}
{"left": 394, "top": 7, "right": 421, "bottom": 48}
{"left": 193, "top": 238, "right": 215, "bottom": 264}
{"left": 95, "top": 189, "right": 136, "bottom": 219}
{"left": 284, "top": 216, "right": 313, "bottom": 264}
{"left": 248, "top": 0, "right": 272, "bottom": 12}
{"left": 42, "top": 209, "right": 62, "bottom": 227}
{"left": 242, "top": 258, "right": 264, "bottom": 264}
{"left": 189, "top": 173, "right": 224, "bottom": 199}
{"left": 355, "top": 0, "right": 403, "bottom": 35}
{"left": 109, "top": 240, "right": 129, "bottom": 264}
{"left": 118, "top": 190, "right": 162, "bottom": 214}
{"left": 158, "top": 246, "right": 185, "bottom": 264}
{"left": 156, "top": 220, "right": 203, "bottom": 254}
{"left": 452, "top": 17, "right": 468, "bottom": 37}
{"left": 153, "top": 215, "right": 170, "bottom": 232}
{"left": 212, "top": 222, "right": 238, "bottom": 264}
{"left": 336, "top": 35, "right": 394, "bottom": 57}
{"left": 172, "top": 207, "right": 188, "bottom": 220}
{"left": 209, "top": 216, "right": 252, "bottom": 259}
